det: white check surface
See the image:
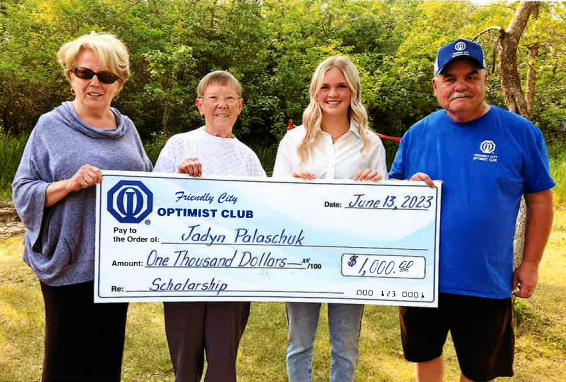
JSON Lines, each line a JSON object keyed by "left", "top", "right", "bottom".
{"left": 95, "top": 171, "right": 441, "bottom": 307}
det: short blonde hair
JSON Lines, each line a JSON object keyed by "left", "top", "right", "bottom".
{"left": 299, "top": 56, "right": 371, "bottom": 163}
{"left": 57, "top": 31, "right": 130, "bottom": 88}
{"left": 197, "top": 71, "right": 242, "bottom": 98}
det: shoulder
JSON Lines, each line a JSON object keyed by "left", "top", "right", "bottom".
{"left": 400, "top": 109, "right": 445, "bottom": 142}
{"left": 165, "top": 128, "right": 205, "bottom": 147}
{"left": 33, "top": 107, "right": 65, "bottom": 132}
{"left": 284, "top": 125, "right": 307, "bottom": 140}
{"left": 485, "top": 106, "right": 546, "bottom": 147}
{"left": 234, "top": 139, "right": 261, "bottom": 159}
{"left": 364, "top": 130, "right": 384, "bottom": 146}
{"left": 412, "top": 109, "right": 444, "bottom": 131}
{"left": 490, "top": 106, "right": 539, "bottom": 131}
{"left": 113, "top": 109, "right": 135, "bottom": 128}
{"left": 279, "top": 125, "right": 306, "bottom": 147}
{"left": 27, "top": 106, "right": 72, "bottom": 145}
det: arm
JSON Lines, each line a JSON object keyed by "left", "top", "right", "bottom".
{"left": 410, "top": 172, "right": 435, "bottom": 188}
{"left": 272, "top": 134, "right": 293, "bottom": 178}
{"left": 154, "top": 137, "right": 178, "bottom": 174}
{"left": 272, "top": 133, "right": 314, "bottom": 179}
{"left": 178, "top": 158, "right": 202, "bottom": 177}
{"left": 387, "top": 131, "right": 435, "bottom": 186}
{"left": 513, "top": 189, "right": 554, "bottom": 298}
{"left": 354, "top": 139, "right": 387, "bottom": 182}
{"left": 45, "top": 165, "right": 102, "bottom": 207}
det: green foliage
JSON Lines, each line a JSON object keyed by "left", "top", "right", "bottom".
{"left": 249, "top": 143, "right": 278, "bottom": 176}
{"left": 0, "top": 0, "right": 564, "bottom": 198}
{"left": 0, "top": 134, "right": 28, "bottom": 201}
{"left": 143, "top": 132, "right": 167, "bottom": 166}
{"left": 549, "top": 141, "right": 566, "bottom": 204}
{"left": 1, "top": 0, "right": 564, "bottom": 148}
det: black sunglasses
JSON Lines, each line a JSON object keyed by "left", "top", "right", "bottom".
{"left": 71, "top": 66, "right": 119, "bottom": 84}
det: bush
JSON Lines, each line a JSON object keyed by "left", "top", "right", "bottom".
{"left": 549, "top": 141, "right": 566, "bottom": 204}
{"left": 0, "top": 133, "right": 29, "bottom": 201}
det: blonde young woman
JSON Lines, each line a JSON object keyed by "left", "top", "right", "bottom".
{"left": 12, "top": 32, "right": 152, "bottom": 381}
{"left": 273, "top": 56, "right": 388, "bottom": 382}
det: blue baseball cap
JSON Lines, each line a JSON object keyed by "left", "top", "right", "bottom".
{"left": 434, "top": 39, "right": 486, "bottom": 76}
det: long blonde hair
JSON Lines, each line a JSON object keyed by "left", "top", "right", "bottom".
{"left": 298, "top": 56, "right": 371, "bottom": 163}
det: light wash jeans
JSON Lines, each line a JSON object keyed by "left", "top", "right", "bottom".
{"left": 286, "top": 302, "right": 364, "bottom": 382}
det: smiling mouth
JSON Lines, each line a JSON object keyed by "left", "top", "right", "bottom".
{"left": 87, "top": 92, "right": 103, "bottom": 98}
{"left": 327, "top": 100, "right": 341, "bottom": 105}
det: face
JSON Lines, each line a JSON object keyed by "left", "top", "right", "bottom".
{"left": 196, "top": 83, "right": 243, "bottom": 135}
{"left": 316, "top": 67, "right": 352, "bottom": 117}
{"left": 70, "top": 49, "right": 121, "bottom": 113}
{"left": 433, "top": 58, "right": 488, "bottom": 119}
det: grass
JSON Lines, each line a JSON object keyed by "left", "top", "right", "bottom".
{"left": 1, "top": 208, "right": 566, "bottom": 382}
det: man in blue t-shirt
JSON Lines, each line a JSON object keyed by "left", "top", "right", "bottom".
{"left": 389, "top": 39, "right": 555, "bottom": 382}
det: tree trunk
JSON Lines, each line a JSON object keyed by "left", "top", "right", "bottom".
{"left": 497, "top": 1, "right": 540, "bottom": 116}
{"left": 497, "top": 1, "right": 541, "bottom": 268}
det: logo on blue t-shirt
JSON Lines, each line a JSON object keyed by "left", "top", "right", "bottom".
{"left": 480, "top": 140, "right": 496, "bottom": 154}
{"left": 107, "top": 180, "right": 153, "bottom": 223}
{"left": 473, "top": 140, "right": 498, "bottom": 162}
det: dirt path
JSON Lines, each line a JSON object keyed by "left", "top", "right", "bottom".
{"left": 0, "top": 201, "right": 25, "bottom": 238}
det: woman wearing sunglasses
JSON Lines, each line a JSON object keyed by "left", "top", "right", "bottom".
{"left": 273, "top": 56, "right": 387, "bottom": 382}
{"left": 12, "top": 32, "right": 152, "bottom": 382}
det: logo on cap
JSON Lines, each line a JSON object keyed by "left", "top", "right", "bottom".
{"left": 455, "top": 41, "right": 466, "bottom": 51}
{"left": 107, "top": 180, "right": 153, "bottom": 223}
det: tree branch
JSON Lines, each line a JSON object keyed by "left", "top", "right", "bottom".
{"left": 471, "top": 26, "right": 502, "bottom": 42}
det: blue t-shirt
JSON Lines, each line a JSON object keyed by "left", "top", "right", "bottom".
{"left": 389, "top": 106, "right": 555, "bottom": 298}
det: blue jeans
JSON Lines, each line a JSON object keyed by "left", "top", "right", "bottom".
{"left": 286, "top": 302, "right": 364, "bottom": 382}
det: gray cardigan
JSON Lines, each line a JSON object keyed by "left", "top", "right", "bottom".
{"left": 12, "top": 102, "right": 153, "bottom": 286}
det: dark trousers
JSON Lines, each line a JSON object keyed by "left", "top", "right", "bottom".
{"left": 40, "top": 281, "right": 128, "bottom": 382}
{"left": 164, "top": 302, "right": 251, "bottom": 382}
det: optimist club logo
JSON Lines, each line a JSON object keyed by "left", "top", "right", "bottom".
{"left": 473, "top": 140, "right": 498, "bottom": 163}
{"left": 455, "top": 41, "right": 466, "bottom": 51}
{"left": 480, "top": 140, "right": 496, "bottom": 154}
{"left": 107, "top": 180, "right": 153, "bottom": 223}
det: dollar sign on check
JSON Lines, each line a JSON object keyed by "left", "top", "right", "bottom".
{"left": 348, "top": 255, "right": 358, "bottom": 267}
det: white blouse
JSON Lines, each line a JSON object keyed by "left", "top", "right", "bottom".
{"left": 154, "top": 126, "right": 266, "bottom": 177}
{"left": 272, "top": 122, "right": 388, "bottom": 180}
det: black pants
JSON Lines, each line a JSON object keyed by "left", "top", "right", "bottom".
{"left": 40, "top": 281, "right": 128, "bottom": 382}
{"left": 164, "top": 302, "right": 250, "bottom": 382}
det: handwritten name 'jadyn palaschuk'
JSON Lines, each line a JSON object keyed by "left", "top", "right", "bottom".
{"left": 181, "top": 224, "right": 306, "bottom": 246}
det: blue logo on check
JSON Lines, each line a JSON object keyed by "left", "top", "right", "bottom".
{"left": 107, "top": 180, "right": 153, "bottom": 223}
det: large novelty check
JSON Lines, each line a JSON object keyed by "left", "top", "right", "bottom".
{"left": 95, "top": 171, "right": 441, "bottom": 307}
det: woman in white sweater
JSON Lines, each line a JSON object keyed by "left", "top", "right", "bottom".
{"left": 154, "top": 71, "right": 265, "bottom": 382}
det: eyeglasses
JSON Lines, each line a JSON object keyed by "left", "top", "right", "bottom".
{"left": 200, "top": 95, "right": 240, "bottom": 106}
{"left": 71, "top": 67, "right": 119, "bottom": 84}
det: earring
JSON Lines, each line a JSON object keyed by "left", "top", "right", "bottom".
{"left": 70, "top": 87, "right": 75, "bottom": 96}
{"left": 113, "top": 94, "right": 120, "bottom": 101}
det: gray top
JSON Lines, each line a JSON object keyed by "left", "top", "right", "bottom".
{"left": 12, "top": 101, "right": 153, "bottom": 286}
